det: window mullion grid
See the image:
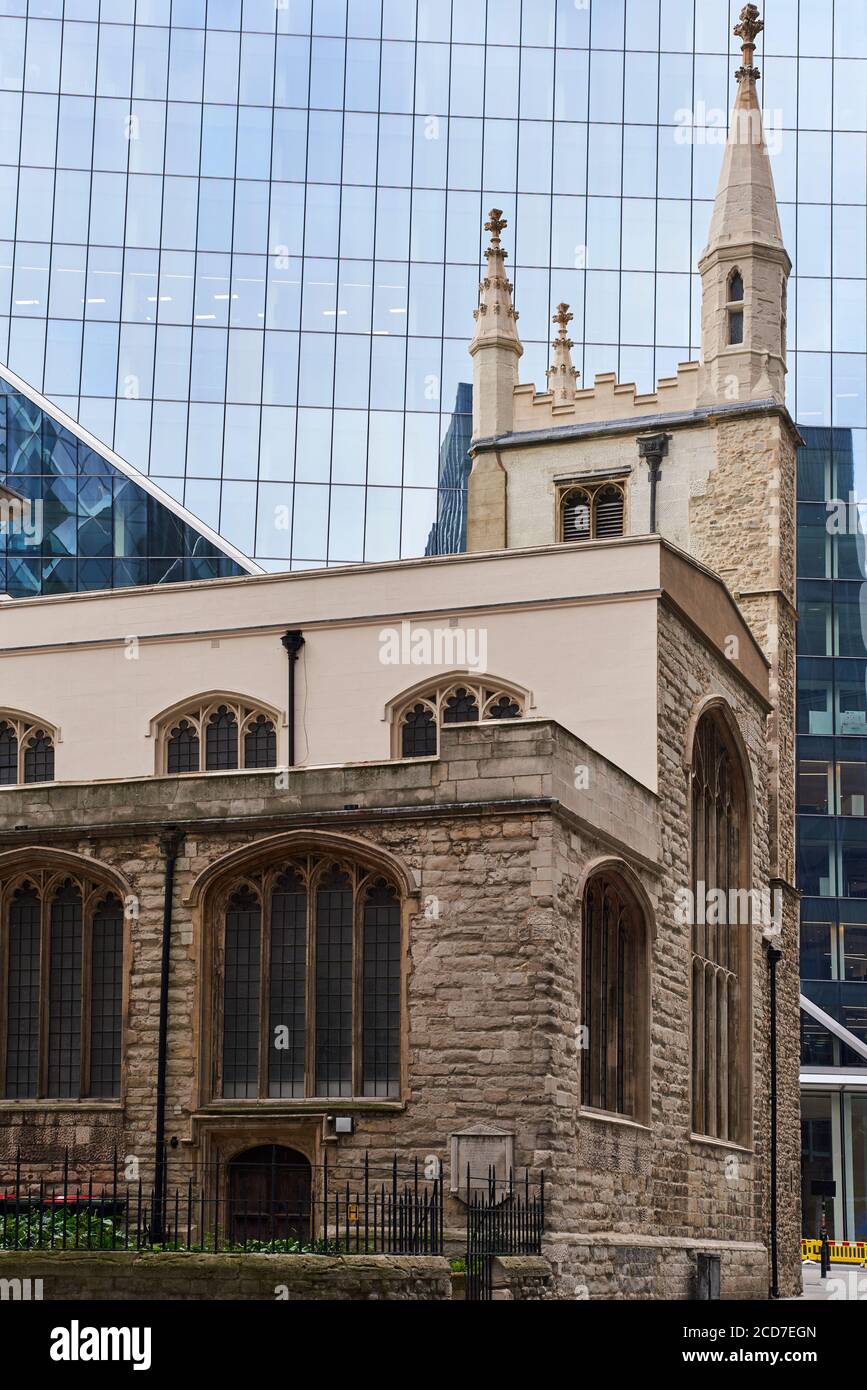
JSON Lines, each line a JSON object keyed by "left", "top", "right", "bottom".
{"left": 304, "top": 861, "right": 316, "bottom": 1098}
{"left": 352, "top": 874, "right": 362, "bottom": 1098}
{"left": 16, "top": 720, "right": 26, "bottom": 784}
{"left": 0, "top": 885, "right": 8, "bottom": 1095}
{"left": 80, "top": 890, "right": 93, "bottom": 1101}
{"left": 37, "top": 883, "right": 51, "bottom": 1100}
{"left": 258, "top": 876, "right": 271, "bottom": 1100}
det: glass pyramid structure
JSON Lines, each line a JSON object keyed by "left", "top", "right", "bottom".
{"left": 0, "top": 363, "right": 258, "bottom": 599}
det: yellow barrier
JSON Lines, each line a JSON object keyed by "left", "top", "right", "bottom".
{"left": 802, "top": 1238, "right": 867, "bottom": 1265}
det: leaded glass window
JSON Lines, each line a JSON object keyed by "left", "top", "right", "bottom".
{"left": 4, "top": 884, "right": 40, "bottom": 1099}
{"left": 487, "top": 695, "right": 521, "bottom": 719}
{"left": 159, "top": 698, "right": 278, "bottom": 773}
{"left": 268, "top": 871, "right": 307, "bottom": 1099}
{"left": 315, "top": 867, "right": 354, "bottom": 1098}
{"left": 362, "top": 880, "right": 401, "bottom": 1098}
{"left": 0, "top": 713, "right": 57, "bottom": 785}
{"left": 690, "top": 711, "right": 751, "bottom": 1144}
{"left": 1, "top": 870, "right": 124, "bottom": 1100}
{"left": 24, "top": 730, "right": 55, "bottom": 783}
{"left": 206, "top": 706, "right": 239, "bottom": 770}
{"left": 216, "top": 856, "right": 402, "bottom": 1101}
{"left": 47, "top": 881, "right": 82, "bottom": 1099}
{"left": 222, "top": 888, "right": 262, "bottom": 1099}
{"left": 395, "top": 681, "right": 525, "bottom": 757}
{"left": 401, "top": 703, "right": 437, "bottom": 757}
{"left": 245, "top": 714, "right": 277, "bottom": 769}
{"left": 167, "top": 719, "right": 200, "bottom": 773}
{"left": 89, "top": 895, "right": 124, "bottom": 1099}
{"left": 443, "top": 687, "right": 480, "bottom": 723}
{"left": 581, "top": 874, "right": 645, "bottom": 1119}
{"left": 0, "top": 723, "right": 18, "bottom": 786}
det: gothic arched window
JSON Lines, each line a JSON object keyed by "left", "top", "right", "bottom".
{"left": 581, "top": 871, "right": 648, "bottom": 1121}
{"left": 727, "top": 269, "right": 745, "bottom": 345}
{"left": 167, "top": 719, "right": 199, "bottom": 773}
{"left": 561, "top": 488, "right": 591, "bottom": 542}
{"left": 157, "top": 697, "right": 280, "bottom": 774}
{"left": 0, "top": 713, "right": 57, "bottom": 786}
{"left": 218, "top": 859, "right": 401, "bottom": 1100}
{"left": 443, "top": 687, "right": 479, "bottom": 724}
{"left": 401, "top": 704, "right": 437, "bottom": 757}
{"left": 690, "top": 710, "right": 751, "bottom": 1143}
{"left": 1, "top": 872, "right": 123, "bottom": 1099}
{"left": 245, "top": 713, "right": 278, "bottom": 769}
{"left": 206, "top": 706, "right": 239, "bottom": 770}
{"left": 393, "top": 680, "right": 526, "bottom": 758}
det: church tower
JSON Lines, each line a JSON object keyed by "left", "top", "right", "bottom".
{"left": 698, "top": 3, "right": 790, "bottom": 406}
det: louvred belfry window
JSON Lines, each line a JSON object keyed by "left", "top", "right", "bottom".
{"left": 561, "top": 489, "right": 591, "bottom": 541}
{"left": 0, "top": 714, "right": 57, "bottom": 786}
{"left": 1, "top": 872, "right": 123, "bottom": 1100}
{"left": 395, "top": 681, "right": 526, "bottom": 758}
{"left": 218, "top": 857, "right": 401, "bottom": 1101}
{"left": 559, "top": 482, "right": 625, "bottom": 542}
{"left": 159, "top": 698, "right": 279, "bottom": 774}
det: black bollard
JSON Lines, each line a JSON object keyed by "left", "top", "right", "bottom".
{"left": 819, "top": 1201, "right": 831, "bottom": 1279}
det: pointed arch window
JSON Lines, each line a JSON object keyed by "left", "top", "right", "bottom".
{"left": 690, "top": 711, "right": 751, "bottom": 1144}
{"left": 0, "top": 714, "right": 57, "bottom": 786}
{"left": 157, "top": 697, "right": 279, "bottom": 774}
{"left": 581, "top": 871, "right": 649, "bottom": 1122}
{"left": 206, "top": 706, "right": 239, "bottom": 770}
{"left": 217, "top": 858, "right": 402, "bottom": 1100}
{"left": 561, "top": 488, "right": 591, "bottom": 542}
{"left": 559, "top": 481, "right": 625, "bottom": 542}
{"left": 1, "top": 872, "right": 124, "bottom": 1099}
{"left": 727, "top": 269, "right": 745, "bottom": 345}
{"left": 393, "top": 680, "right": 526, "bottom": 758}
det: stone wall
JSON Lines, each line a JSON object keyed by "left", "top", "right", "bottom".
{"left": 0, "top": 612, "right": 800, "bottom": 1298}
{"left": 543, "top": 1236, "right": 769, "bottom": 1301}
{"left": 491, "top": 1256, "right": 553, "bottom": 1301}
{"left": 0, "top": 1252, "right": 451, "bottom": 1301}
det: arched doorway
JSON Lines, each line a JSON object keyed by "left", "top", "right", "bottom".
{"left": 227, "top": 1145, "right": 312, "bottom": 1246}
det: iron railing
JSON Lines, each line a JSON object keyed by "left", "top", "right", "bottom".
{"left": 0, "top": 1150, "right": 444, "bottom": 1256}
{"left": 465, "top": 1167, "right": 545, "bottom": 1301}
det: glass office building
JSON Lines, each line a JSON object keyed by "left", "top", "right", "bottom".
{"left": 797, "top": 426, "right": 867, "bottom": 1243}
{"left": 0, "top": 0, "right": 865, "bottom": 571}
{"left": 0, "top": 360, "right": 253, "bottom": 594}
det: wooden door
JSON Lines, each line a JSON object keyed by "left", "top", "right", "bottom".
{"left": 227, "top": 1145, "right": 311, "bottom": 1246}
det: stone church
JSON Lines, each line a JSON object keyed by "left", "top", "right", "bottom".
{"left": 0, "top": 7, "right": 800, "bottom": 1298}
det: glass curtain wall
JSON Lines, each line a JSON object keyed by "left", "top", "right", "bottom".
{"left": 0, "top": 0, "right": 864, "bottom": 568}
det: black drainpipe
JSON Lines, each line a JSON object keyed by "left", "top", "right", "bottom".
{"left": 637, "top": 432, "right": 671, "bottom": 533}
{"left": 153, "top": 825, "right": 184, "bottom": 1243}
{"left": 281, "top": 630, "right": 305, "bottom": 766}
{"left": 767, "top": 941, "right": 782, "bottom": 1299}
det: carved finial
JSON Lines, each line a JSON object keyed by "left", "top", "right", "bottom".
{"left": 485, "top": 209, "right": 508, "bottom": 251}
{"left": 553, "top": 303, "right": 574, "bottom": 340}
{"left": 734, "top": 3, "right": 762, "bottom": 81}
{"left": 547, "top": 302, "right": 579, "bottom": 405}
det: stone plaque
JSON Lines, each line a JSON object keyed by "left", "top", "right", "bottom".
{"left": 450, "top": 1123, "right": 515, "bottom": 1204}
